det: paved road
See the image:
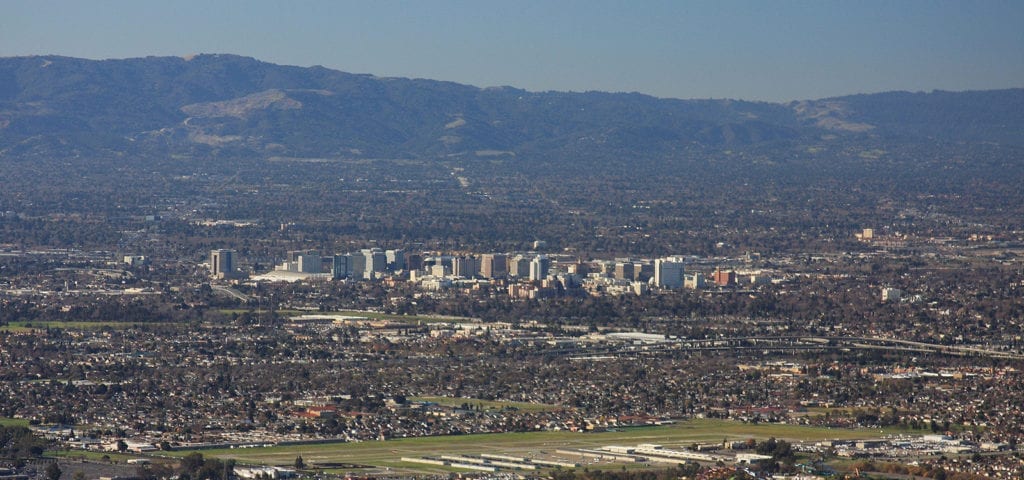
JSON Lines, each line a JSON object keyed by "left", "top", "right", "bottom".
{"left": 211, "top": 285, "right": 250, "bottom": 302}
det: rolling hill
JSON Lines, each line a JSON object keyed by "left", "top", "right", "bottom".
{"left": 2, "top": 54, "right": 1021, "bottom": 164}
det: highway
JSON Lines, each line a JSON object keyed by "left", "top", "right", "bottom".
{"left": 211, "top": 285, "right": 251, "bottom": 302}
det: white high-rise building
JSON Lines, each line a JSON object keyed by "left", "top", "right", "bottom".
{"left": 654, "top": 258, "right": 685, "bottom": 289}
{"left": 529, "top": 255, "right": 550, "bottom": 281}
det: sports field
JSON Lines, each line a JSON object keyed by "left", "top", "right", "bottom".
{"left": 176, "top": 419, "right": 903, "bottom": 475}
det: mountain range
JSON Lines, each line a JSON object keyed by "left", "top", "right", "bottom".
{"left": 1, "top": 54, "right": 1023, "bottom": 163}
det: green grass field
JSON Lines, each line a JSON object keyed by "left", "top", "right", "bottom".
{"left": 51, "top": 449, "right": 141, "bottom": 463}
{"left": 0, "top": 321, "right": 146, "bottom": 332}
{"left": 172, "top": 419, "right": 905, "bottom": 475}
{"left": 0, "top": 418, "right": 30, "bottom": 427}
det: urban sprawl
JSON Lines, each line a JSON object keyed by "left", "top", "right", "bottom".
{"left": 1, "top": 226, "right": 1023, "bottom": 479}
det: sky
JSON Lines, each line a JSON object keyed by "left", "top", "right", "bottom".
{"left": 1, "top": 0, "right": 1022, "bottom": 102}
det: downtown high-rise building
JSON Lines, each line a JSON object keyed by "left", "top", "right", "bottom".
{"left": 453, "top": 256, "right": 478, "bottom": 278}
{"left": 509, "top": 255, "right": 532, "bottom": 278}
{"left": 653, "top": 258, "right": 685, "bottom": 289}
{"left": 613, "top": 262, "right": 635, "bottom": 280}
{"left": 386, "top": 249, "right": 405, "bottom": 271}
{"left": 529, "top": 255, "right": 550, "bottom": 281}
{"left": 332, "top": 255, "right": 350, "bottom": 279}
{"left": 210, "top": 249, "right": 235, "bottom": 279}
{"left": 362, "top": 248, "right": 386, "bottom": 279}
{"left": 479, "top": 253, "right": 507, "bottom": 279}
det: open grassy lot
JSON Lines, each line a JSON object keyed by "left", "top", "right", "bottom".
{"left": 409, "top": 396, "right": 561, "bottom": 412}
{"left": 0, "top": 321, "right": 147, "bottom": 332}
{"left": 51, "top": 449, "right": 142, "bottom": 463}
{"left": 0, "top": 418, "right": 30, "bottom": 427}
{"left": 174, "top": 419, "right": 906, "bottom": 474}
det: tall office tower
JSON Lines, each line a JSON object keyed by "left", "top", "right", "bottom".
{"left": 684, "top": 272, "right": 706, "bottom": 289}
{"left": 297, "top": 252, "right": 321, "bottom": 273}
{"left": 210, "top": 249, "right": 235, "bottom": 278}
{"left": 362, "top": 248, "right": 387, "bottom": 279}
{"left": 565, "top": 261, "right": 585, "bottom": 275}
{"left": 281, "top": 250, "right": 318, "bottom": 273}
{"left": 613, "top": 262, "right": 635, "bottom": 280}
{"left": 386, "top": 249, "right": 405, "bottom": 271}
{"left": 529, "top": 255, "right": 550, "bottom": 281}
{"left": 479, "top": 254, "right": 507, "bottom": 279}
{"left": 453, "top": 256, "right": 478, "bottom": 278}
{"left": 286, "top": 250, "right": 310, "bottom": 262}
{"left": 406, "top": 253, "right": 424, "bottom": 271}
{"left": 653, "top": 258, "right": 685, "bottom": 289}
{"left": 430, "top": 264, "right": 450, "bottom": 277}
{"left": 348, "top": 253, "right": 366, "bottom": 280}
{"left": 636, "top": 262, "right": 654, "bottom": 282}
{"left": 331, "top": 255, "right": 350, "bottom": 280}
{"left": 509, "top": 255, "right": 532, "bottom": 278}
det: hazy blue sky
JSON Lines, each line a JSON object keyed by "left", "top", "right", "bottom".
{"left": 2, "top": 0, "right": 1022, "bottom": 101}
